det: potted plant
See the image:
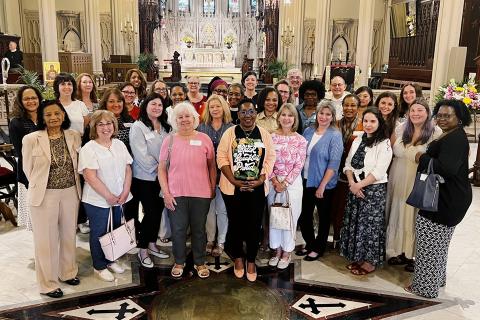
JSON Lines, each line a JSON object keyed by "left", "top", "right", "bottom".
{"left": 137, "top": 52, "right": 156, "bottom": 81}
{"left": 181, "top": 35, "right": 194, "bottom": 48}
{"left": 267, "top": 59, "right": 290, "bottom": 83}
{"left": 224, "top": 35, "right": 235, "bottom": 49}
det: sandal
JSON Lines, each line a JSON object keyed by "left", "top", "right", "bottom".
{"left": 350, "top": 266, "right": 375, "bottom": 276}
{"left": 404, "top": 285, "right": 413, "bottom": 294}
{"left": 212, "top": 243, "right": 224, "bottom": 257}
{"left": 160, "top": 238, "right": 171, "bottom": 243}
{"left": 171, "top": 263, "right": 185, "bottom": 278}
{"left": 194, "top": 264, "right": 210, "bottom": 279}
{"left": 206, "top": 242, "right": 214, "bottom": 255}
{"left": 346, "top": 262, "right": 360, "bottom": 270}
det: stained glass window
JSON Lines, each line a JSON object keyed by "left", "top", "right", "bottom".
{"left": 250, "top": 0, "right": 257, "bottom": 11}
{"left": 228, "top": 0, "right": 240, "bottom": 14}
{"left": 203, "top": 0, "right": 215, "bottom": 14}
{"left": 178, "top": 0, "right": 189, "bottom": 13}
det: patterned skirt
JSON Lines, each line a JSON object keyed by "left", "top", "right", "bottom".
{"left": 340, "top": 183, "right": 386, "bottom": 266}
{"left": 411, "top": 214, "right": 455, "bottom": 298}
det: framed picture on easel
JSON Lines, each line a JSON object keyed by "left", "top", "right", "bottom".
{"left": 43, "top": 62, "right": 60, "bottom": 85}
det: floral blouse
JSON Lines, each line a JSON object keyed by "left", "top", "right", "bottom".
{"left": 270, "top": 133, "right": 307, "bottom": 184}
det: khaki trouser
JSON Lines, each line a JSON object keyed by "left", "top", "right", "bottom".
{"left": 29, "top": 186, "right": 79, "bottom": 293}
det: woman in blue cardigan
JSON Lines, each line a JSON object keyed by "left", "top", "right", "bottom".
{"left": 296, "top": 100, "right": 343, "bottom": 261}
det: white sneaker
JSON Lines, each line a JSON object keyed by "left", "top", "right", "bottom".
{"left": 107, "top": 262, "right": 125, "bottom": 274}
{"left": 277, "top": 255, "right": 291, "bottom": 270}
{"left": 78, "top": 223, "right": 90, "bottom": 234}
{"left": 268, "top": 256, "right": 280, "bottom": 267}
{"left": 148, "top": 248, "right": 169, "bottom": 259}
{"left": 95, "top": 268, "right": 115, "bottom": 282}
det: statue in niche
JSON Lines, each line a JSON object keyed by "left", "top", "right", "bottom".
{"left": 171, "top": 51, "right": 181, "bottom": 82}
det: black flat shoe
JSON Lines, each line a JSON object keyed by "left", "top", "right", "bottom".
{"left": 404, "top": 262, "right": 415, "bottom": 273}
{"left": 303, "top": 253, "right": 320, "bottom": 261}
{"left": 295, "top": 248, "right": 309, "bottom": 256}
{"left": 64, "top": 277, "right": 80, "bottom": 285}
{"left": 43, "top": 288, "right": 63, "bottom": 298}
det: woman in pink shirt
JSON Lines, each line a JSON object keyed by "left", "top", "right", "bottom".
{"left": 158, "top": 102, "right": 216, "bottom": 279}
{"left": 267, "top": 103, "right": 307, "bottom": 269}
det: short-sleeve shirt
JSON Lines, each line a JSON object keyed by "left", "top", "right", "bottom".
{"left": 159, "top": 132, "right": 214, "bottom": 198}
{"left": 78, "top": 139, "right": 133, "bottom": 208}
{"left": 64, "top": 100, "right": 89, "bottom": 135}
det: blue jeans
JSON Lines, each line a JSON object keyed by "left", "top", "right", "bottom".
{"left": 83, "top": 203, "right": 122, "bottom": 270}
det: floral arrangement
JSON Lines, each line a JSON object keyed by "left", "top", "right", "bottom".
{"left": 436, "top": 79, "right": 480, "bottom": 112}
{"left": 224, "top": 35, "right": 235, "bottom": 46}
{"left": 181, "top": 35, "right": 194, "bottom": 44}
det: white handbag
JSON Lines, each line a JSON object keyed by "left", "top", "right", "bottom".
{"left": 99, "top": 207, "right": 136, "bottom": 261}
{"left": 269, "top": 191, "right": 292, "bottom": 231}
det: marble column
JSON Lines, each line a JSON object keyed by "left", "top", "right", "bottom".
{"left": 430, "top": 0, "right": 465, "bottom": 104}
{"left": 84, "top": 0, "right": 102, "bottom": 74}
{"left": 355, "top": 0, "right": 375, "bottom": 87}
{"left": 278, "top": 0, "right": 304, "bottom": 68}
{"left": 38, "top": 0, "right": 59, "bottom": 62}
{"left": 313, "top": 0, "right": 331, "bottom": 79}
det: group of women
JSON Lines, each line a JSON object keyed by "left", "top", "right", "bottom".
{"left": 9, "top": 70, "right": 472, "bottom": 299}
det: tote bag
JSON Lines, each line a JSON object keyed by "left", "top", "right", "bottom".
{"left": 99, "top": 207, "right": 136, "bottom": 261}
{"left": 270, "top": 191, "right": 292, "bottom": 231}
{"left": 406, "top": 159, "right": 444, "bottom": 212}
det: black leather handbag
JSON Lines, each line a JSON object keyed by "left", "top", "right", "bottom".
{"left": 406, "top": 159, "right": 444, "bottom": 212}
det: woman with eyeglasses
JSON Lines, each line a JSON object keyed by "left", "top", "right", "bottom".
{"left": 119, "top": 82, "right": 141, "bottom": 120}
{"left": 209, "top": 79, "right": 229, "bottom": 101}
{"left": 227, "top": 83, "right": 245, "bottom": 124}
{"left": 386, "top": 98, "right": 441, "bottom": 273}
{"left": 405, "top": 100, "right": 472, "bottom": 299}
{"left": 187, "top": 75, "right": 207, "bottom": 117}
{"left": 217, "top": 98, "right": 276, "bottom": 282}
{"left": 150, "top": 80, "right": 172, "bottom": 109}
{"left": 79, "top": 110, "right": 133, "bottom": 282}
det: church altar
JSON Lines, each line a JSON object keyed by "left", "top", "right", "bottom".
{"left": 182, "top": 47, "right": 236, "bottom": 68}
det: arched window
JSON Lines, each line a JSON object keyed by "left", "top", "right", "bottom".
{"left": 203, "top": 0, "right": 215, "bottom": 14}
{"left": 178, "top": 0, "right": 189, "bottom": 13}
{"left": 228, "top": 0, "right": 240, "bottom": 14}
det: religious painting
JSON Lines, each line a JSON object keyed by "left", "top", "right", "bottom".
{"left": 228, "top": 0, "right": 240, "bottom": 14}
{"left": 43, "top": 62, "right": 60, "bottom": 85}
{"left": 203, "top": 0, "right": 215, "bottom": 14}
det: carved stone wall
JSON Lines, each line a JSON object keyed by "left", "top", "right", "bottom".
{"left": 330, "top": 19, "right": 358, "bottom": 64}
{"left": 56, "top": 11, "right": 83, "bottom": 52}
{"left": 301, "top": 19, "right": 316, "bottom": 79}
{"left": 22, "top": 10, "right": 41, "bottom": 53}
{"left": 371, "top": 20, "right": 383, "bottom": 71}
{"left": 100, "top": 13, "right": 113, "bottom": 61}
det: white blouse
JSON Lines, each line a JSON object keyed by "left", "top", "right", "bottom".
{"left": 64, "top": 100, "right": 89, "bottom": 135}
{"left": 78, "top": 139, "right": 133, "bottom": 208}
{"left": 343, "top": 132, "right": 393, "bottom": 184}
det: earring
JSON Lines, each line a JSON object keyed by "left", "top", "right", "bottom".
{"left": 458, "top": 120, "right": 462, "bottom": 125}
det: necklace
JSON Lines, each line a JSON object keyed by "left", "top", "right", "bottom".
{"left": 239, "top": 125, "right": 254, "bottom": 138}
{"left": 50, "top": 135, "right": 68, "bottom": 168}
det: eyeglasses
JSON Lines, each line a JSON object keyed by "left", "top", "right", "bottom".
{"left": 154, "top": 88, "right": 167, "bottom": 93}
{"left": 22, "top": 97, "right": 39, "bottom": 102}
{"left": 434, "top": 113, "right": 454, "bottom": 120}
{"left": 214, "top": 89, "right": 228, "bottom": 94}
{"left": 238, "top": 109, "right": 257, "bottom": 117}
{"left": 331, "top": 83, "right": 344, "bottom": 87}
{"left": 97, "top": 122, "right": 114, "bottom": 128}
{"left": 188, "top": 82, "right": 199, "bottom": 86}
{"left": 278, "top": 90, "right": 289, "bottom": 95}
{"left": 228, "top": 92, "right": 242, "bottom": 97}
{"left": 122, "top": 90, "right": 136, "bottom": 95}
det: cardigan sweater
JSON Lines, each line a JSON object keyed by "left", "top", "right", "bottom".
{"left": 303, "top": 126, "right": 343, "bottom": 189}
{"left": 418, "top": 127, "right": 472, "bottom": 227}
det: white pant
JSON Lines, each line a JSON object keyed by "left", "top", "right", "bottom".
{"left": 206, "top": 186, "right": 228, "bottom": 244}
{"left": 267, "top": 174, "right": 303, "bottom": 252}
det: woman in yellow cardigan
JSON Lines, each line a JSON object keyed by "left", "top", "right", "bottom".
{"left": 217, "top": 98, "right": 276, "bottom": 282}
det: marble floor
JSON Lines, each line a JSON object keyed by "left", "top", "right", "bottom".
{"left": 0, "top": 143, "right": 478, "bottom": 319}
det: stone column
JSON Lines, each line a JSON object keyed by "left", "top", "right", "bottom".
{"left": 381, "top": 0, "right": 392, "bottom": 68}
{"left": 313, "top": 0, "right": 331, "bottom": 79}
{"left": 38, "top": 0, "right": 59, "bottom": 62}
{"left": 84, "top": 0, "right": 102, "bottom": 74}
{"left": 355, "top": 0, "right": 375, "bottom": 87}
{"left": 110, "top": 0, "right": 125, "bottom": 55}
{"left": 430, "top": 0, "right": 465, "bottom": 104}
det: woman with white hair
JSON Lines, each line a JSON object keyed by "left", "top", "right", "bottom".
{"left": 158, "top": 102, "right": 217, "bottom": 279}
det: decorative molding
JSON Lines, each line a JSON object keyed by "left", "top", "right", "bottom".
{"left": 331, "top": 19, "right": 358, "bottom": 64}
{"left": 22, "top": 10, "right": 41, "bottom": 53}
{"left": 100, "top": 13, "right": 113, "bottom": 61}
{"left": 301, "top": 19, "right": 316, "bottom": 79}
{"left": 56, "top": 10, "right": 83, "bottom": 52}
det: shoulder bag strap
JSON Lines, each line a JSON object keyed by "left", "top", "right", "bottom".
{"left": 166, "top": 133, "right": 174, "bottom": 172}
